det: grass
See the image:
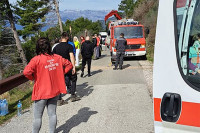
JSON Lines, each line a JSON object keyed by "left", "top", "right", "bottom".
{"left": 146, "top": 46, "right": 154, "bottom": 62}
{"left": 0, "top": 66, "right": 81, "bottom": 125}
{"left": 0, "top": 82, "right": 33, "bottom": 125}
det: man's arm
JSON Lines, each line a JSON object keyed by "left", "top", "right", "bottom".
{"left": 125, "top": 39, "right": 127, "bottom": 46}
{"left": 69, "top": 52, "right": 76, "bottom": 74}
{"left": 115, "top": 40, "right": 118, "bottom": 50}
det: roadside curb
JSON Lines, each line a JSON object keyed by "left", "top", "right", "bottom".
{"left": 139, "top": 60, "right": 153, "bottom": 100}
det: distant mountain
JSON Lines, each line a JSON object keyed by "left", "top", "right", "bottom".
{"left": 16, "top": 10, "right": 114, "bottom": 31}
{"left": 60, "top": 9, "right": 110, "bottom": 22}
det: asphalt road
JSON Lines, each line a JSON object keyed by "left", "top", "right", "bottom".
{"left": 0, "top": 50, "right": 154, "bottom": 133}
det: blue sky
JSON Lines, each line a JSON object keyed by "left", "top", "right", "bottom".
{"left": 9, "top": 0, "right": 121, "bottom": 11}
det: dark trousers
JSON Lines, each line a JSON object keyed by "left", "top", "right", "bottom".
{"left": 93, "top": 47, "right": 97, "bottom": 59}
{"left": 96, "top": 46, "right": 100, "bottom": 58}
{"left": 115, "top": 51, "right": 125, "bottom": 68}
{"left": 81, "top": 57, "right": 92, "bottom": 74}
{"left": 58, "top": 71, "right": 77, "bottom": 100}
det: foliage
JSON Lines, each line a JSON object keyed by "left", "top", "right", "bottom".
{"left": 0, "top": 26, "right": 15, "bottom": 45}
{"left": 64, "top": 17, "right": 102, "bottom": 37}
{"left": 22, "top": 36, "right": 39, "bottom": 62}
{"left": 45, "top": 26, "right": 61, "bottom": 41}
{"left": 132, "top": 0, "right": 159, "bottom": 61}
{"left": 118, "top": 0, "right": 135, "bottom": 18}
{"left": 22, "top": 17, "right": 103, "bottom": 61}
{"left": 14, "top": 0, "right": 50, "bottom": 39}
{"left": 0, "top": 83, "right": 33, "bottom": 125}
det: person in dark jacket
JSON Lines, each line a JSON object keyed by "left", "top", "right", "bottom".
{"left": 92, "top": 35, "right": 97, "bottom": 60}
{"left": 113, "top": 33, "right": 127, "bottom": 70}
{"left": 81, "top": 36, "right": 94, "bottom": 77}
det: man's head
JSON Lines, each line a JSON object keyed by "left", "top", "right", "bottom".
{"left": 94, "top": 34, "right": 97, "bottom": 37}
{"left": 85, "top": 36, "right": 90, "bottom": 41}
{"left": 55, "top": 38, "right": 60, "bottom": 43}
{"left": 61, "top": 32, "right": 69, "bottom": 42}
{"left": 120, "top": 33, "right": 124, "bottom": 38}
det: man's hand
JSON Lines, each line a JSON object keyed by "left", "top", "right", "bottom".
{"left": 72, "top": 67, "right": 76, "bottom": 75}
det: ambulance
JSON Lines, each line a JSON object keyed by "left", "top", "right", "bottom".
{"left": 154, "top": 0, "right": 200, "bottom": 132}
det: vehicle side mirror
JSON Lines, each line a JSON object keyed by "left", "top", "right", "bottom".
{"left": 145, "top": 28, "right": 150, "bottom": 35}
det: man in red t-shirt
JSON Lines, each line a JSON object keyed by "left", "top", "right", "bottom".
{"left": 95, "top": 34, "right": 100, "bottom": 59}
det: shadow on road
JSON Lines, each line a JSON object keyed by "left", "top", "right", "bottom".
{"left": 83, "top": 69, "right": 103, "bottom": 78}
{"left": 99, "top": 54, "right": 107, "bottom": 59}
{"left": 76, "top": 82, "right": 94, "bottom": 97}
{"left": 91, "top": 69, "right": 103, "bottom": 76}
{"left": 124, "top": 56, "right": 146, "bottom": 61}
{"left": 123, "top": 64, "right": 131, "bottom": 69}
{"left": 55, "top": 107, "right": 98, "bottom": 133}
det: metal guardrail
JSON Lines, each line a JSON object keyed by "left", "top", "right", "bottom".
{"left": 0, "top": 73, "right": 28, "bottom": 95}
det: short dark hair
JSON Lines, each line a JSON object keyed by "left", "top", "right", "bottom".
{"left": 120, "top": 33, "right": 124, "bottom": 37}
{"left": 55, "top": 38, "right": 60, "bottom": 43}
{"left": 36, "top": 37, "right": 53, "bottom": 55}
{"left": 61, "top": 32, "right": 69, "bottom": 38}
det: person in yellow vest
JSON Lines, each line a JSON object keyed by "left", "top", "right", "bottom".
{"left": 73, "top": 36, "right": 81, "bottom": 66}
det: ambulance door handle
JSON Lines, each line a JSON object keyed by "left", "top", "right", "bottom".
{"left": 166, "top": 95, "right": 175, "bottom": 117}
{"left": 161, "top": 93, "right": 181, "bottom": 122}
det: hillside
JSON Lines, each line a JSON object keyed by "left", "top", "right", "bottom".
{"left": 132, "top": 0, "right": 159, "bottom": 61}
{"left": 42, "top": 10, "right": 110, "bottom": 31}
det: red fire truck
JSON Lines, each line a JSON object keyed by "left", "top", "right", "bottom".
{"left": 105, "top": 10, "right": 147, "bottom": 63}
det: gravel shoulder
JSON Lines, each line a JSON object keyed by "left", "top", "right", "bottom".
{"left": 138, "top": 60, "right": 153, "bottom": 98}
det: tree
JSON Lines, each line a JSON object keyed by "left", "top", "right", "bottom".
{"left": 64, "top": 17, "right": 102, "bottom": 37}
{"left": 0, "top": 0, "right": 27, "bottom": 66}
{"left": 53, "top": 0, "right": 63, "bottom": 33}
{"left": 118, "top": 0, "right": 135, "bottom": 18}
{"left": 14, "top": 0, "right": 50, "bottom": 39}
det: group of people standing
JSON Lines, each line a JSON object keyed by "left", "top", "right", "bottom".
{"left": 23, "top": 31, "right": 103, "bottom": 133}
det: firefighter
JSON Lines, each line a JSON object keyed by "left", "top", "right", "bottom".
{"left": 113, "top": 33, "right": 127, "bottom": 70}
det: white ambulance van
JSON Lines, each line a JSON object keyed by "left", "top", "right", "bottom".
{"left": 154, "top": 0, "right": 200, "bottom": 132}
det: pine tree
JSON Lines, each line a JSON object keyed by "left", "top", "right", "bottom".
{"left": 14, "top": 0, "right": 50, "bottom": 39}
{"left": 118, "top": 0, "right": 135, "bottom": 18}
{"left": 0, "top": 0, "right": 27, "bottom": 66}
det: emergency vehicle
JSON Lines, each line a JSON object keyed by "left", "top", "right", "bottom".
{"left": 154, "top": 0, "right": 200, "bottom": 132}
{"left": 104, "top": 10, "right": 147, "bottom": 63}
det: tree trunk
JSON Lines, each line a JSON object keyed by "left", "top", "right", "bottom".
{"left": 0, "top": 65, "right": 3, "bottom": 80}
{"left": 53, "top": 0, "right": 63, "bottom": 33}
{"left": 5, "top": 0, "right": 27, "bottom": 66}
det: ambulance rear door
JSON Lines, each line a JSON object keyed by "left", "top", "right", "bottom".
{"left": 153, "top": 0, "right": 200, "bottom": 132}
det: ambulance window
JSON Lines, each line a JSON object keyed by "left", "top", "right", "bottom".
{"left": 176, "top": 0, "right": 200, "bottom": 89}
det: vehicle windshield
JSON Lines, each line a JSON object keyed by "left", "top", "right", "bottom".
{"left": 176, "top": 0, "right": 200, "bottom": 89}
{"left": 114, "top": 26, "right": 143, "bottom": 39}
